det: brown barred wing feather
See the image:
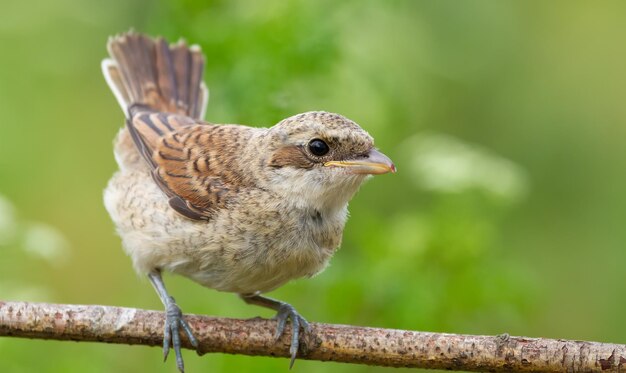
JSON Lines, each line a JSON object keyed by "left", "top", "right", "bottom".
{"left": 128, "top": 112, "right": 251, "bottom": 220}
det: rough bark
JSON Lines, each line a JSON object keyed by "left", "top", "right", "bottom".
{"left": 0, "top": 300, "right": 624, "bottom": 372}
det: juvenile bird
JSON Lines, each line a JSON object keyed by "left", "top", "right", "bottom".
{"left": 102, "top": 32, "right": 395, "bottom": 372}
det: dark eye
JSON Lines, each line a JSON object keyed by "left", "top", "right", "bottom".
{"left": 308, "top": 139, "right": 330, "bottom": 156}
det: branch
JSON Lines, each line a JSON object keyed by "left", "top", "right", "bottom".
{"left": 0, "top": 301, "right": 624, "bottom": 372}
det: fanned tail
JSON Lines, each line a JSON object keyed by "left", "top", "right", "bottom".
{"left": 102, "top": 31, "right": 208, "bottom": 120}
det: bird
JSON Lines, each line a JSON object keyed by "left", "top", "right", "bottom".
{"left": 101, "top": 31, "right": 395, "bottom": 372}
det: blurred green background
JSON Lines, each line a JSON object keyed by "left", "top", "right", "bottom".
{"left": 2, "top": 0, "right": 626, "bottom": 372}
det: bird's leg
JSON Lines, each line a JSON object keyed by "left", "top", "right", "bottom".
{"left": 239, "top": 293, "right": 311, "bottom": 368}
{"left": 148, "top": 271, "right": 198, "bottom": 373}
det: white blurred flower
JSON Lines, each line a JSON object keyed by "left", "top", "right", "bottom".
{"left": 403, "top": 132, "right": 528, "bottom": 202}
{"left": 22, "top": 222, "right": 70, "bottom": 267}
{"left": 0, "top": 282, "right": 51, "bottom": 302}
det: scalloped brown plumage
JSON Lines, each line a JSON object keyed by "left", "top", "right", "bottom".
{"left": 128, "top": 111, "right": 257, "bottom": 220}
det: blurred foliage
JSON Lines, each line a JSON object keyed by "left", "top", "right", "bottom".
{"left": 2, "top": 0, "right": 626, "bottom": 372}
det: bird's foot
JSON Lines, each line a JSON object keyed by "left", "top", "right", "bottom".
{"left": 273, "top": 302, "right": 311, "bottom": 369}
{"left": 163, "top": 296, "right": 199, "bottom": 373}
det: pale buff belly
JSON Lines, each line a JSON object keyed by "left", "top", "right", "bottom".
{"left": 104, "top": 170, "right": 341, "bottom": 294}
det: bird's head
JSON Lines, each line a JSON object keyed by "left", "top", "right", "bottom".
{"left": 262, "top": 111, "right": 395, "bottom": 211}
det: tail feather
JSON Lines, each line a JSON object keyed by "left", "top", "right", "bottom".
{"left": 102, "top": 32, "right": 208, "bottom": 119}
{"left": 101, "top": 59, "right": 130, "bottom": 113}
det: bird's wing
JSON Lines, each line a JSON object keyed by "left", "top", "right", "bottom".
{"left": 127, "top": 110, "right": 251, "bottom": 220}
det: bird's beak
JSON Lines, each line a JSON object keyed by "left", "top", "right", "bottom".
{"left": 324, "top": 148, "right": 396, "bottom": 175}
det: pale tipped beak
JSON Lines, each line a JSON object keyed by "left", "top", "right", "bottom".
{"left": 324, "top": 148, "right": 396, "bottom": 175}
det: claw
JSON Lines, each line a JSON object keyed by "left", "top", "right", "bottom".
{"left": 163, "top": 317, "right": 171, "bottom": 361}
{"left": 162, "top": 297, "right": 197, "bottom": 373}
{"left": 180, "top": 318, "right": 199, "bottom": 349}
{"left": 239, "top": 294, "right": 312, "bottom": 368}
{"left": 149, "top": 272, "right": 197, "bottom": 373}
{"left": 273, "top": 303, "right": 310, "bottom": 369}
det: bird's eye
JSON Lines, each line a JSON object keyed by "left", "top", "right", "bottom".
{"left": 308, "top": 139, "right": 330, "bottom": 156}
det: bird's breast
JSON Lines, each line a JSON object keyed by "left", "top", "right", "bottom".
{"left": 210, "top": 202, "right": 347, "bottom": 293}
{"left": 105, "top": 170, "right": 348, "bottom": 294}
